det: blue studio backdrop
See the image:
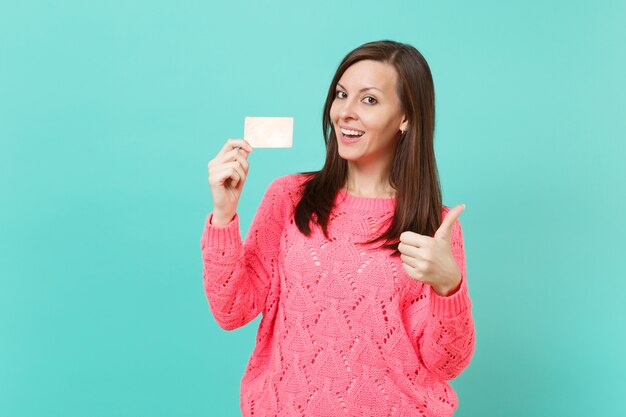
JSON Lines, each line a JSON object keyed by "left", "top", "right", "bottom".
{"left": 1, "top": 1, "right": 625, "bottom": 416}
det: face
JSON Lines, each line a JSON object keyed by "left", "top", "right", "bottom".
{"left": 330, "top": 59, "right": 408, "bottom": 168}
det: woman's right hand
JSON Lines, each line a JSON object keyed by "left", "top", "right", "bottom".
{"left": 208, "top": 139, "right": 253, "bottom": 225}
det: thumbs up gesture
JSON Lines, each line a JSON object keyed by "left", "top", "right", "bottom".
{"left": 398, "top": 204, "right": 465, "bottom": 296}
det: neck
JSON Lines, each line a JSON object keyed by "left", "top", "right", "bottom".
{"left": 344, "top": 161, "right": 395, "bottom": 198}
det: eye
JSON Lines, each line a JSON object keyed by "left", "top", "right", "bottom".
{"left": 363, "top": 96, "right": 377, "bottom": 105}
{"left": 335, "top": 90, "right": 346, "bottom": 99}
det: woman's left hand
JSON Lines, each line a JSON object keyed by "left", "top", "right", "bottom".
{"left": 398, "top": 204, "right": 465, "bottom": 296}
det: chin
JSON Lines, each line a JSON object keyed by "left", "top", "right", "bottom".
{"left": 336, "top": 146, "right": 361, "bottom": 162}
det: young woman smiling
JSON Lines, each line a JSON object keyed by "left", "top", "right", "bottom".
{"left": 202, "top": 40, "right": 475, "bottom": 417}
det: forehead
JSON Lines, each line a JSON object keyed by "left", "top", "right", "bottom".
{"left": 338, "top": 60, "right": 398, "bottom": 91}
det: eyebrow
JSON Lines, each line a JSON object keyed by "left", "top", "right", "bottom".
{"left": 336, "top": 82, "right": 383, "bottom": 94}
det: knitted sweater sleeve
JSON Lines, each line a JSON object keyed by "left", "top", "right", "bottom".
{"left": 199, "top": 177, "right": 287, "bottom": 331}
{"left": 403, "top": 216, "right": 476, "bottom": 381}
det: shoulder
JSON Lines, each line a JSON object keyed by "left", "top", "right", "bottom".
{"left": 268, "top": 172, "right": 312, "bottom": 191}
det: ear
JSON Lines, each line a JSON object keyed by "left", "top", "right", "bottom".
{"left": 399, "top": 114, "right": 409, "bottom": 132}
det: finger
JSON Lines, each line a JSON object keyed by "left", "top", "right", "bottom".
{"left": 223, "top": 160, "right": 245, "bottom": 180}
{"left": 398, "top": 242, "right": 426, "bottom": 260}
{"left": 233, "top": 145, "right": 252, "bottom": 157}
{"left": 239, "top": 153, "right": 249, "bottom": 174}
{"left": 213, "top": 148, "right": 250, "bottom": 173}
{"left": 400, "top": 253, "right": 418, "bottom": 269}
{"left": 208, "top": 164, "right": 236, "bottom": 187}
{"left": 217, "top": 138, "right": 254, "bottom": 158}
{"left": 409, "top": 258, "right": 429, "bottom": 275}
{"left": 399, "top": 231, "right": 432, "bottom": 248}
{"left": 401, "top": 262, "right": 423, "bottom": 282}
{"left": 231, "top": 163, "right": 246, "bottom": 188}
{"left": 209, "top": 162, "right": 245, "bottom": 187}
{"left": 219, "top": 164, "right": 243, "bottom": 188}
{"left": 230, "top": 168, "right": 241, "bottom": 188}
{"left": 228, "top": 149, "right": 250, "bottom": 174}
{"left": 239, "top": 138, "right": 253, "bottom": 152}
{"left": 221, "top": 160, "right": 246, "bottom": 188}
{"left": 434, "top": 204, "right": 465, "bottom": 240}
{"left": 222, "top": 147, "right": 251, "bottom": 164}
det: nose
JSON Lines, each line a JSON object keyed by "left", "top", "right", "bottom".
{"left": 339, "top": 97, "right": 357, "bottom": 120}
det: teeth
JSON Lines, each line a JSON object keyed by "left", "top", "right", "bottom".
{"left": 341, "top": 128, "right": 364, "bottom": 136}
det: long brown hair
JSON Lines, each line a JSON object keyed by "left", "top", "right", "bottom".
{"left": 294, "top": 40, "right": 442, "bottom": 256}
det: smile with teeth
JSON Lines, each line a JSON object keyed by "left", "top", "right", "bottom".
{"left": 340, "top": 128, "right": 365, "bottom": 137}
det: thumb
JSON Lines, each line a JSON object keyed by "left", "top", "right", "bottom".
{"left": 434, "top": 204, "right": 465, "bottom": 240}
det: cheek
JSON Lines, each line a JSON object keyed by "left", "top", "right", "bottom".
{"left": 362, "top": 119, "right": 385, "bottom": 139}
{"left": 374, "top": 116, "right": 399, "bottom": 139}
{"left": 362, "top": 110, "right": 390, "bottom": 131}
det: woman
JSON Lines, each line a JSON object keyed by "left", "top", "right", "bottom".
{"left": 201, "top": 40, "right": 475, "bottom": 417}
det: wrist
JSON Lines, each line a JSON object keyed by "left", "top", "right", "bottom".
{"left": 432, "top": 273, "right": 462, "bottom": 297}
{"left": 211, "top": 212, "right": 236, "bottom": 226}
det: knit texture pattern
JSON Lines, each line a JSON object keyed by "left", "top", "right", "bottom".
{"left": 200, "top": 173, "right": 475, "bottom": 417}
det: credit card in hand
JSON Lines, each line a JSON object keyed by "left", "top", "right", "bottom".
{"left": 244, "top": 116, "right": 293, "bottom": 148}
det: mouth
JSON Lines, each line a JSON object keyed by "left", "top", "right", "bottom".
{"left": 338, "top": 127, "right": 365, "bottom": 143}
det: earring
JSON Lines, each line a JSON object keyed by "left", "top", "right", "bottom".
{"left": 400, "top": 129, "right": 406, "bottom": 134}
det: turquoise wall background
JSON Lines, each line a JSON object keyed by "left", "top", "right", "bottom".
{"left": 2, "top": 0, "right": 625, "bottom": 416}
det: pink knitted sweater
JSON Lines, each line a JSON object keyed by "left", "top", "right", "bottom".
{"left": 200, "top": 173, "right": 475, "bottom": 417}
